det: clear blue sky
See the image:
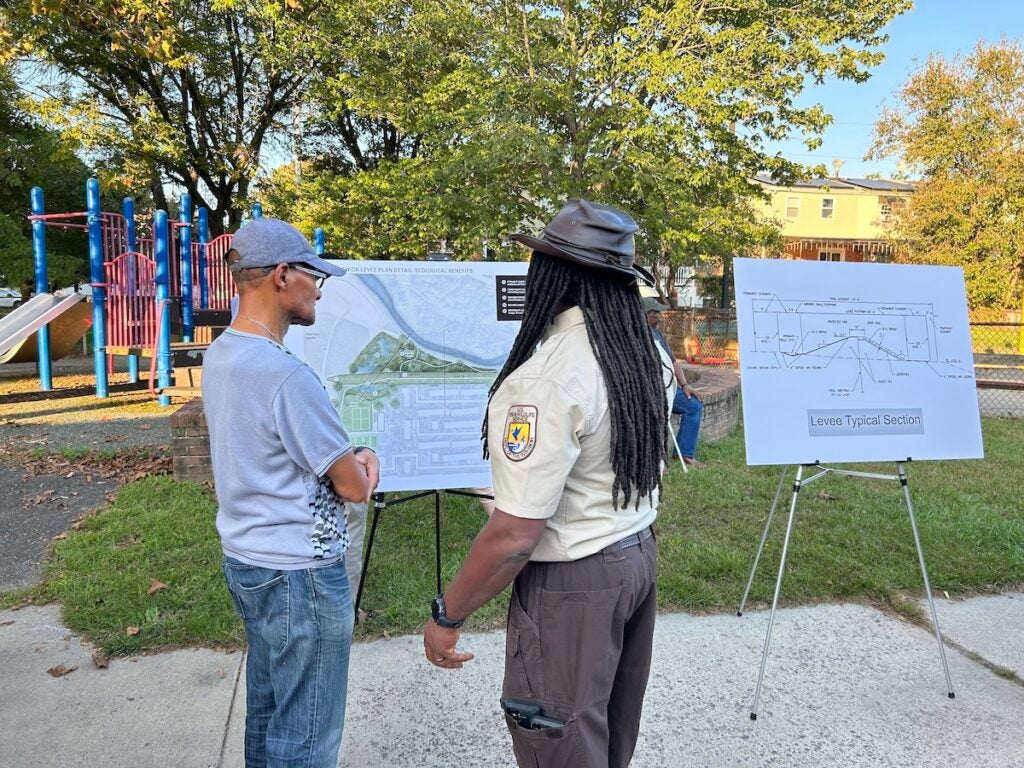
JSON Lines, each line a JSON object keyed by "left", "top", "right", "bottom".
{"left": 763, "top": 0, "right": 1023, "bottom": 179}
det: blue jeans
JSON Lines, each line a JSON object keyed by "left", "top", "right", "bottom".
{"left": 223, "top": 556, "right": 354, "bottom": 768}
{"left": 672, "top": 388, "right": 704, "bottom": 458}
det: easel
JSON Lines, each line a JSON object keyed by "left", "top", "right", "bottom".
{"left": 737, "top": 461, "right": 955, "bottom": 720}
{"left": 354, "top": 488, "right": 493, "bottom": 622}
{"left": 669, "top": 422, "right": 689, "bottom": 474}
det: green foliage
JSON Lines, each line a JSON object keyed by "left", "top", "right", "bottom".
{"left": 263, "top": 0, "right": 908, "bottom": 281}
{"left": 870, "top": 41, "right": 1024, "bottom": 310}
{"left": 5, "top": 0, "right": 910, "bottom": 277}
{"left": 2, "top": 0, "right": 323, "bottom": 234}
{"left": 0, "top": 65, "right": 92, "bottom": 290}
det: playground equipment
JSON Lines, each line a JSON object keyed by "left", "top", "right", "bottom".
{"left": 0, "top": 293, "right": 89, "bottom": 364}
{"left": 26, "top": 178, "right": 234, "bottom": 405}
{"left": 24, "top": 178, "right": 327, "bottom": 406}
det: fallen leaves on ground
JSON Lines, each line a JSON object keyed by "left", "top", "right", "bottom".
{"left": 125, "top": 626, "right": 140, "bottom": 637}
{"left": 47, "top": 664, "right": 78, "bottom": 678}
{"left": 7, "top": 446, "right": 171, "bottom": 485}
{"left": 26, "top": 490, "right": 55, "bottom": 505}
{"left": 147, "top": 579, "right": 169, "bottom": 596}
{"left": 91, "top": 651, "right": 110, "bottom": 669}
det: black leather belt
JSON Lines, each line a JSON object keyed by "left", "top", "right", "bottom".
{"left": 618, "top": 526, "right": 654, "bottom": 550}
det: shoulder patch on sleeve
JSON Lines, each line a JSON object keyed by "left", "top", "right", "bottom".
{"left": 502, "top": 404, "right": 538, "bottom": 461}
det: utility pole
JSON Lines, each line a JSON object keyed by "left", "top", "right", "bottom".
{"left": 293, "top": 103, "right": 303, "bottom": 185}
{"left": 720, "top": 120, "right": 737, "bottom": 309}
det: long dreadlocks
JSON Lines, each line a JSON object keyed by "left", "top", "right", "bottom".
{"left": 482, "top": 251, "right": 669, "bottom": 510}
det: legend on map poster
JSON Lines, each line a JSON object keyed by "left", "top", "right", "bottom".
{"left": 496, "top": 275, "right": 526, "bottom": 321}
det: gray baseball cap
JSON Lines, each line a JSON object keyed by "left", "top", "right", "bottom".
{"left": 228, "top": 218, "right": 345, "bottom": 277}
{"left": 642, "top": 296, "right": 670, "bottom": 312}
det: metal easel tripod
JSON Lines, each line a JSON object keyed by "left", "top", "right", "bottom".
{"left": 737, "top": 461, "right": 955, "bottom": 720}
{"left": 354, "top": 488, "right": 494, "bottom": 623}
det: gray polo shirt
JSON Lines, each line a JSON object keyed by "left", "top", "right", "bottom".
{"left": 202, "top": 329, "right": 353, "bottom": 569}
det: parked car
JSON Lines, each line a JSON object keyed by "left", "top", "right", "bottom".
{"left": 0, "top": 287, "right": 22, "bottom": 309}
{"left": 55, "top": 284, "right": 90, "bottom": 297}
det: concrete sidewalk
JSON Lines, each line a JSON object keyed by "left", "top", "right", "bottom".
{"left": 2, "top": 595, "right": 1022, "bottom": 768}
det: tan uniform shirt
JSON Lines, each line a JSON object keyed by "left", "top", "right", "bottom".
{"left": 488, "top": 306, "right": 674, "bottom": 562}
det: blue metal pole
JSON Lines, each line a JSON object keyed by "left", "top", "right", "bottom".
{"left": 178, "top": 193, "right": 193, "bottom": 342}
{"left": 154, "top": 210, "right": 172, "bottom": 407}
{"left": 314, "top": 227, "right": 325, "bottom": 255}
{"left": 86, "top": 178, "right": 108, "bottom": 398}
{"left": 198, "top": 206, "right": 209, "bottom": 309}
{"left": 251, "top": 202, "right": 263, "bottom": 219}
{"left": 123, "top": 197, "right": 139, "bottom": 383}
{"left": 30, "top": 187, "right": 51, "bottom": 391}
{"left": 124, "top": 197, "right": 137, "bottom": 289}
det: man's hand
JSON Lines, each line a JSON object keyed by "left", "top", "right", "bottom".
{"left": 682, "top": 383, "right": 702, "bottom": 401}
{"left": 354, "top": 449, "right": 380, "bottom": 502}
{"left": 424, "top": 620, "right": 475, "bottom": 669}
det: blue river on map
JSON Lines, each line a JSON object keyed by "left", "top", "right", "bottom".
{"left": 359, "top": 275, "right": 512, "bottom": 368}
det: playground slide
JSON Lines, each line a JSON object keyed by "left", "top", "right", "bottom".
{"left": 0, "top": 293, "right": 89, "bottom": 365}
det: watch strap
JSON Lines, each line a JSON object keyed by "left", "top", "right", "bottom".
{"left": 432, "top": 593, "right": 465, "bottom": 629}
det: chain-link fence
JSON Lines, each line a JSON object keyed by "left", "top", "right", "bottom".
{"left": 660, "top": 308, "right": 738, "bottom": 366}
{"left": 972, "top": 322, "right": 1024, "bottom": 418}
{"left": 660, "top": 309, "right": 1024, "bottom": 419}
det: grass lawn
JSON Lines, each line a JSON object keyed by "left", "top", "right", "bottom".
{"left": 3, "top": 417, "right": 1022, "bottom": 655}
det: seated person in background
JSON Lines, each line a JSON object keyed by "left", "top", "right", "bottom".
{"left": 643, "top": 297, "right": 705, "bottom": 467}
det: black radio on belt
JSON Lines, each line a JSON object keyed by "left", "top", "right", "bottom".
{"left": 500, "top": 698, "right": 567, "bottom": 730}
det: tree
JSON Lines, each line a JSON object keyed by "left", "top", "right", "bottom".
{"left": 870, "top": 40, "right": 1024, "bottom": 310}
{"left": 2, "top": 0, "right": 324, "bottom": 234}
{"left": 0, "top": 65, "right": 93, "bottom": 293}
{"left": 263, "top": 0, "right": 908, "bottom": 288}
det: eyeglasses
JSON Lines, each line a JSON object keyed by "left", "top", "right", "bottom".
{"left": 258, "top": 262, "right": 330, "bottom": 289}
{"left": 289, "top": 263, "right": 329, "bottom": 289}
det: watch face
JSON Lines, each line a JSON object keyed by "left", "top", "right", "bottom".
{"left": 431, "top": 596, "right": 442, "bottom": 622}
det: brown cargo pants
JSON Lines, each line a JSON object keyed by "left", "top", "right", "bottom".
{"left": 502, "top": 527, "right": 657, "bottom": 768}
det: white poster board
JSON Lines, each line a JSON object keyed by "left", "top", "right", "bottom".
{"left": 285, "top": 260, "right": 527, "bottom": 492}
{"left": 733, "top": 258, "right": 984, "bottom": 465}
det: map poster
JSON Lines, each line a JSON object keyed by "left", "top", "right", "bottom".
{"left": 733, "top": 258, "right": 984, "bottom": 466}
{"left": 284, "top": 260, "right": 529, "bottom": 492}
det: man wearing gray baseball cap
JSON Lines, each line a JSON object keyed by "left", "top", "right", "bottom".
{"left": 202, "top": 217, "right": 379, "bottom": 767}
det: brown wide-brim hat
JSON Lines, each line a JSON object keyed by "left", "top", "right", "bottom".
{"left": 511, "top": 199, "right": 650, "bottom": 283}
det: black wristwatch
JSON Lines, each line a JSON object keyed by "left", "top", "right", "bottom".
{"left": 431, "top": 593, "right": 465, "bottom": 629}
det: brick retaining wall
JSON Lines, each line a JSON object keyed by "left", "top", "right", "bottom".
{"left": 681, "top": 363, "right": 740, "bottom": 443}
{"left": 169, "top": 398, "right": 212, "bottom": 484}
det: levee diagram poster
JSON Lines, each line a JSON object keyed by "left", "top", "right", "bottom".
{"left": 285, "top": 260, "right": 528, "bottom": 492}
{"left": 733, "top": 258, "right": 984, "bottom": 465}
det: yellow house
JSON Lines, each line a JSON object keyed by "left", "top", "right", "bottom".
{"left": 752, "top": 175, "right": 915, "bottom": 262}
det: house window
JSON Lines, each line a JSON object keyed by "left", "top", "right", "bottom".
{"left": 820, "top": 198, "right": 835, "bottom": 219}
{"left": 818, "top": 251, "right": 842, "bottom": 262}
{"left": 785, "top": 196, "right": 800, "bottom": 218}
{"left": 880, "top": 196, "right": 899, "bottom": 222}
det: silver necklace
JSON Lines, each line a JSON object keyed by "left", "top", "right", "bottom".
{"left": 236, "top": 314, "right": 284, "bottom": 345}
